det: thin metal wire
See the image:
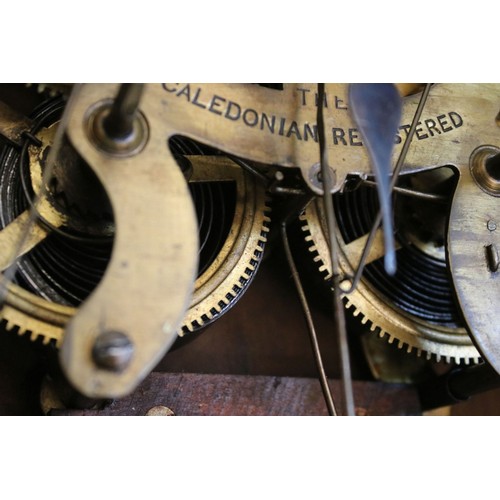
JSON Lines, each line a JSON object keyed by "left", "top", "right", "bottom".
{"left": 317, "top": 83, "right": 355, "bottom": 416}
{"left": 343, "top": 83, "right": 433, "bottom": 295}
{"left": 226, "top": 154, "right": 268, "bottom": 184}
{"left": 0, "top": 84, "right": 83, "bottom": 306}
{"left": 281, "top": 220, "right": 337, "bottom": 416}
{"left": 360, "top": 179, "right": 447, "bottom": 202}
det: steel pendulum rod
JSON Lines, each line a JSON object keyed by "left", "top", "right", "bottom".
{"left": 103, "top": 83, "right": 144, "bottom": 140}
{"left": 88, "top": 84, "right": 148, "bottom": 158}
{"left": 343, "top": 83, "right": 432, "bottom": 295}
{"left": 281, "top": 220, "right": 338, "bottom": 416}
{"left": 317, "top": 83, "right": 355, "bottom": 416}
{"left": 0, "top": 84, "right": 83, "bottom": 307}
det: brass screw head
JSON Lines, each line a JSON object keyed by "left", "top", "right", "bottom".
{"left": 146, "top": 406, "right": 175, "bottom": 416}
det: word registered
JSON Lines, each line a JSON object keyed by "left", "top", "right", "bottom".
{"left": 334, "top": 112, "right": 463, "bottom": 146}
{"left": 162, "top": 84, "right": 463, "bottom": 146}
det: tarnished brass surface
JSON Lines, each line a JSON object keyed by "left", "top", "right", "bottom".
{"left": 182, "top": 156, "right": 270, "bottom": 333}
{"left": 0, "top": 154, "right": 269, "bottom": 350}
{"left": 300, "top": 199, "right": 480, "bottom": 364}
{"left": 0, "top": 113, "right": 269, "bottom": 399}
{"left": 395, "top": 83, "right": 426, "bottom": 97}
{"left": 0, "top": 100, "right": 32, "bottom": 146}
{"left": 0, "top": 211, "right": 60, "bottom": 272}
{"left": 361, "top": 331, "right": 434, "bottom": 384}
{"left": 1, "top": 283, "right": 73, "bottom": 344}
{"left": 157, "top": 83, "right": 500, "bottom": 191}
{"left": 60, "top": 84, "right": 199, "bottom": 398}
{"left": 470, "top": 146, "right": 500, "bottom": 197}
{"left": 1, "top": 83, "right": 500, "bottom": 401}
{"left": 448, "top": 157, "right": 500, "bottom": 373}
{"left": 28, "top": 122, "right": 113, "bottom": 235}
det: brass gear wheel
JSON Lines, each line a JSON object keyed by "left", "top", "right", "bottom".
{"left": 0, "top": 95, "right": 270, "bottom": 346}
{"left": 299, "top": 176, "right": 481, "bottom": 365}
{"left": 177, "top": 152, "right": 271, "bottom": 335}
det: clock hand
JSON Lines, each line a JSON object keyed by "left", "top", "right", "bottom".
{"left": 349, "top": 83, "right": 402, "bottom": 275}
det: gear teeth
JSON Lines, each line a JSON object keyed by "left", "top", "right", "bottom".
{"left": 1, "top": 172, "right": 270, "bottom": 347}
{"left": 344, "top": 279, "right": 480, "bottom": 367}
{"left": 2, "top": 320, "right": 18, "bottom": 334}
{"left": 0, "top": 316, "right": 60, "bottom": 347}
{"left": 242, "top": 268, "right": 253, "bottom": 279}
{"left": 318, "top": 264, "right": 328, "bottom": 274}
{"left": 182, "top": 291, "right": 228, "bottom": 334}
{"left": 180, "top": 181, "right": 271, "bottom": 335}
{"left": 299, "top": 202, "right": 481, "bottom": 368}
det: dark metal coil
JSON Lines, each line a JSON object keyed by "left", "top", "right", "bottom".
{"left": 168, "top": 136, "right": 236, "bottom": 277}
{"left": 334, "top": 184, "right": 463, "bottom": 327}
{"left": 0, "top": 97, "right": 113, "bottom": 305}
{"left": 0, "top": 98, "right": 237, "bottom": 313}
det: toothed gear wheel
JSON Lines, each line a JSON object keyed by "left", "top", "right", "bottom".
{"left": 168, "top": 136, "right": 271, "bottom": 335}
{"left": 299, "top": 175, "right": 481, "bottom": 365}
{"left": 0, "top": 95, "right": 270, "bottom": 346}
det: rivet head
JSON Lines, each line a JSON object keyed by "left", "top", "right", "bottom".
{"left": 86, "top": 99, "right": 149, "bottom": 157}
{"left": 308, "top": 163, "right": 337, "bottom": 192}
{"left": 340, "top": 278, "right": 352, "bottom": 293}
{"left": 487, "top": 219, "right": 497, "bottom": 231}
{"left": 470, "top": 147, "right": 500, "bottom": 196}
{"left": 92, "top": 331, "right": 134, "bottom": 372}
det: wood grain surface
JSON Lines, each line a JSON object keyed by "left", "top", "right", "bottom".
{"left": 49, "top": 372, "right": 421, "bottom": 416}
